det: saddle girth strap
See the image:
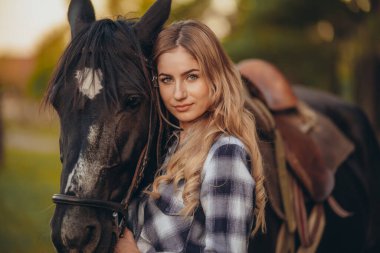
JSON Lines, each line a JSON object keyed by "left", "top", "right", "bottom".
{"left": 296, "top": 204, "right": 326, "bottom": 253}
{"left": 327, "top": 196, "right": 353, "bottom": 218}
{"left": 293, "top": 179, "right": 325, "bottom": 250}
{"left": 275, "top": 130, "right": 296, "bottom": 232}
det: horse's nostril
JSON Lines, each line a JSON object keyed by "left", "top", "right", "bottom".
{"left": 64, "top": 224, "right": 98, "bottom": 250}
{"left": 84, "top": 225, "right": 96, "bottom": 245}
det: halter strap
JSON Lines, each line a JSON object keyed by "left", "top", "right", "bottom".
{"left": 52, "top": 193, "right": 127, "bottom": 217}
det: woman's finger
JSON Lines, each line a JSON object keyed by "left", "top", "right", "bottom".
{"left": 123, "top": 229, "right": 134, "bottom": 241}
{"left": 114, "top": 229, "right": 140, "bottom": 253}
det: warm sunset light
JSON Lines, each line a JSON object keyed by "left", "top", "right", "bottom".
{"left": 0, "top": 0, "right": 240, "bottom": 57}
{"left": 0, "top": 0, "right": 107, "bottom": 57}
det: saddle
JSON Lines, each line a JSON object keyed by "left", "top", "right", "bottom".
{"left": 238, "top": 59, "right": 354, "bottom": 202}
{"left": 238, "top": 59, "right": 355, "bottom": 252}
{"left": 239, "top": 59, "right": 298, "bottom": 111}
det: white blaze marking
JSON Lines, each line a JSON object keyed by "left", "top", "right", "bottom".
{"left": 64, "top": 124, "right": 101, "bottom": 195}
{"left": 75, "top": 67, "right": 103, "bottom": 99}
{"left": 87, "top": 125, "right": 99, "bottom": 145}
{"left": 64, "top": 152, "right": 102, "bottom": 195}
{"left": 65, "top": 167, "right": 75, "bottom": 193}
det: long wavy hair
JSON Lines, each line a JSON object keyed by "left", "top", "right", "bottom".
{"left": 150, "top": 20, "right": 266, "bottom": 234}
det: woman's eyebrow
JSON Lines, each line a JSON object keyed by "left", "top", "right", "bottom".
{"left": 158, "top": 69, "right": 200, "bottom": 77}
{"left": 158, "top": 73, "right": 171, "bottom": 77}
{"left": 181, "top": 69, "right": 200, "bottom": 76}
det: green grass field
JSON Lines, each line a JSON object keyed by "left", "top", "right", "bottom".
{"left": 0, "top": 122, "right": 61, "bottom": 253}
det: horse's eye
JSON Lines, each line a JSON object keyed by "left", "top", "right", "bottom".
{"left": 124, "top": 95, "right": 141, "bottom": 109}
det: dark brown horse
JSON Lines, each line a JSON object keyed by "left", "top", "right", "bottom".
{"left": 47, "top": 0, "right": 170, "bottom": 252}
{"left": 47, "top": 1, "right": 380, "bottom": 252}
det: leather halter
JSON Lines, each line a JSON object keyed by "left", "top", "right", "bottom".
{"left": 52, "top": 50, "right": 157, "bottom": 238}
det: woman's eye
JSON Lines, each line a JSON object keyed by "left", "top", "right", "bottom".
{"left": 187, "top": 74, "right": 198, "bottom": 81}
{"left": 159, "top": 77, "right": 173, "bottom": 84}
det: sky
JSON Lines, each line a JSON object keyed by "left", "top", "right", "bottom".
{"left": 0, "top": 0, "right": 106, "bottom": 58}
{"left": 0, "top": 0, "right": 236, "bottom": 58}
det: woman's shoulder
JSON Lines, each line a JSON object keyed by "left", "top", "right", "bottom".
{"left": 203, "top": 135, "right": 251, "bottom": 172}
{"left": 201, "top": 134, "right": 255, "bottom": 186}
{"left": 208, "top": 134, "right": 248, "bottom": 158}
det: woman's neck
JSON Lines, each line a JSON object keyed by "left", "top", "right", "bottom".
{"left": 179, "top": 129, "right": 187, "bottom": 145}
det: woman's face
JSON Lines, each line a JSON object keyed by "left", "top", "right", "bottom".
{"left": 157, "top": 46, "right": 212, "bottom": 131}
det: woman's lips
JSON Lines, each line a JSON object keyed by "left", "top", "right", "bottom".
{"left": 174, "top": 103, "right": 193, "bottom": 112}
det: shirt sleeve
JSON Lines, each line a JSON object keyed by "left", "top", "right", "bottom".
{"left": 137, "top": 235, "right": 179, "bottom": 253}
{"left": 200, "top": 143, "right": 255, "bottom": 253}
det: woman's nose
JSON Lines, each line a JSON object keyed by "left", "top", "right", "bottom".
{"left": 174, "top": 81, "right": 187, "bottom": 100}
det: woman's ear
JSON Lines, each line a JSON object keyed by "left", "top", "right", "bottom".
{"left": 133, "top": 0, "right": 172, "bottom": 56}
{"left": 68, "top": 0, "right": 96, "bottom": 39}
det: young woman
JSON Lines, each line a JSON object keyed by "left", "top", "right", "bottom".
{"left": 115, "top": 20, "right": 266, "bottom": 253}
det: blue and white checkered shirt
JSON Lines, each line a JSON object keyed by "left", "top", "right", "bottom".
{"left": 127, "top": 135, "right": 255, "bottom": 253}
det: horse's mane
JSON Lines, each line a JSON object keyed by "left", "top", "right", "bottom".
{"left": 44, "top": 17, "right": 152, "bottom": 111}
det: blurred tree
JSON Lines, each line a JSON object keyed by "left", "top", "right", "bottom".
{"left": 107, "top": 0, "right": 209, "bottom": 21}
{"left": 27, "top": 28, "right": 67, "bottom": 99}
{"left": 0, "top": 88, "right": 3, "bottom": 166}
{"left": 353, "top": 3, "right": 380, "bottom": 134}
{"left": 224, "top": 0, "right": 376, "bottom": 91}
{"left": 222, "top": 0, "right": 380, "bottom": 134}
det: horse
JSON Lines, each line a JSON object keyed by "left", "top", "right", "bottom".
{"left": 46, "top": 0, "right": 170, "bottom": 252}
{"left": 46, "top": 0, "right": 380, "bottom": 252}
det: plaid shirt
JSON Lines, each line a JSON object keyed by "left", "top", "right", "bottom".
{"left": 127, "top": 135, "right": 255, "bottom": 253}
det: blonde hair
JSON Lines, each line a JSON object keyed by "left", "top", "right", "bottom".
{"left": 150, "top": 20, "right": 266, "bottom": 234}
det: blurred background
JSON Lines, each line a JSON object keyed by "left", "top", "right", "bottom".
{"left": 0, "top": 0, "right": 379, "bottom": 252}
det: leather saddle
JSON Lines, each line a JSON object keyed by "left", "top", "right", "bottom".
{"left": 239, "top": 59, "right": 355, "bottom": 252}
{"left": 238, "top": 59, "right": 354, "bottom": 203}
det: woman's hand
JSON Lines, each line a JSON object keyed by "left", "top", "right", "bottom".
{"left": 114, "top": 229, "right": 140, "bottom": 253}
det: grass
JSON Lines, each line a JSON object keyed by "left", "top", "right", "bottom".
{"left": 0, "top": 147, "right": 61, "bottom": 253}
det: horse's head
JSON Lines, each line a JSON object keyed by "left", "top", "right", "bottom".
{"left": 47, "top": 0, "right": 171, "bottom": 252}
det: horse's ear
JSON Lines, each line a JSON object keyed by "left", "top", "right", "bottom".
{"left": 68, "top": 0, "right": 96, "bottom": 38}
{"left": 134, "top": 0, "right": 172, "bottom": 56}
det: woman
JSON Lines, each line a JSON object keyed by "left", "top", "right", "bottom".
{"left": 116, "top": 20, "right": 266, "bottom": 253}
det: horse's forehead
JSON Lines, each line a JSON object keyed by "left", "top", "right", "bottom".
{"left": 75, "top": 67, "right": 103, "bottom": 99}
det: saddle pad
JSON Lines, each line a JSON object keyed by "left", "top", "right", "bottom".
{"left": 309, "top": 111, "right": 355, "bottom": 174}
{"left": 275, "top": 114, "right": 334, "bottom": 202}
{"left": 259, "top": 139, "right": 286, "bottom": 220}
